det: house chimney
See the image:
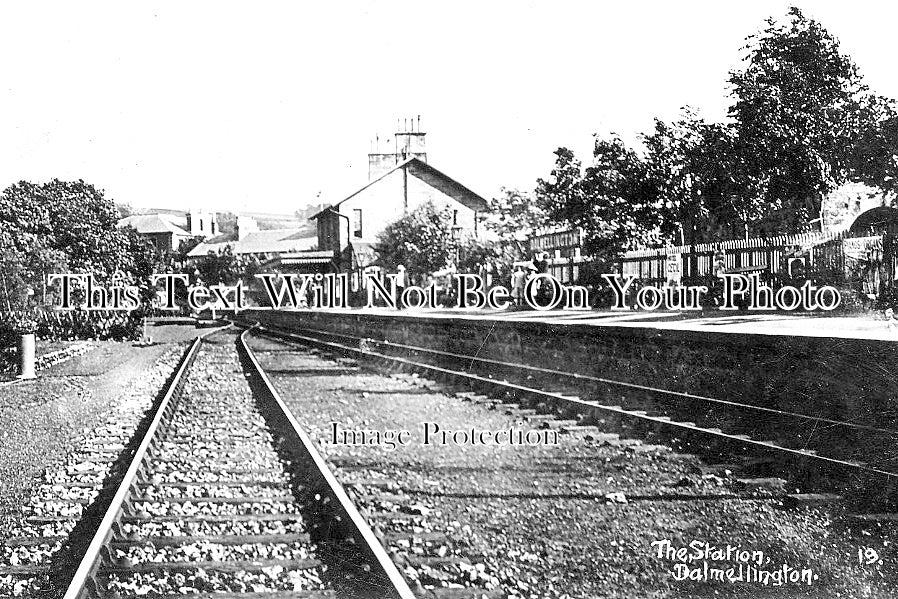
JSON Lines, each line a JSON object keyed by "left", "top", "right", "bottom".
{"left": 235, "top": 215, "right": 258, "bottom": 241}
{"left": 187, "top": 208, "right": 216, "bottom": 237}
{"left": 367, "top": 117, "right": 427, "bottom": 180}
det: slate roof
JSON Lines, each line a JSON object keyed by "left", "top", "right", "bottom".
{"left": 117, "top": 214, "right": 191, "bottom": 236}
{"left": 187, "top": 228, "right": 317, "bottom": 258}
{"left": 310, "top": 157, "right": 489, "bottom": 220}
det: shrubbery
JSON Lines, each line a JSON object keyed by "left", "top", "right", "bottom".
{"left": 0, "top": 310, "right": 143, "bottom": 347}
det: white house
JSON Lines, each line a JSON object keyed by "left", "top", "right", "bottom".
{"left": 307, "top": 123, "right": 488, "bottom": 276}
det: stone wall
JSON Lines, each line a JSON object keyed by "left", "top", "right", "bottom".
{"left": 248, "top": 310, "right": 898, "bottom": 464}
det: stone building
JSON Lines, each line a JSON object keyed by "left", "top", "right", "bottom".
{"left": 821, "top": 182, "right": 895, "bottom": 233}
{"left": 118, "top": 208, "right": 216, "bottom": 253}
{"left": 306, "top": 122, "right": 488, "bottom": 281}
{"left": 186, "top": 214, "right": 316, "bottom": 263}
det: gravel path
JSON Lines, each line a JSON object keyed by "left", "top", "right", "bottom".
{"left": 0, "top": 347, "right": 183, "bottom": 597}
{"left": 0, "top": 323, "right": 202, "bottom": 513}
{"left": 249, "top": 334, "right": 897, "bottom": 599}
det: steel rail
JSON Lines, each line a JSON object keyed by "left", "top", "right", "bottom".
{"left": 281, "top": 324, "right": 898, "bottom": 437}
{"left": 237, "top": 324, "right": 417, "bottom": 599}
{"left": 62, "top": 324, "right": 229, "bottom": 599}
{"left": 254, "top": 324, "right": 898, "bottom": 481}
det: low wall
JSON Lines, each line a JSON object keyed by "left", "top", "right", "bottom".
{"left": 247, "top": 309, "right": 898, "bottom": 464}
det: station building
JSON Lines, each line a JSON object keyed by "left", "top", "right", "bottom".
{"left": 279, "top": 122, "right": 489, "bottom": 287}
{"left": 186, "top": 214, "right": 316, "bottom": 263}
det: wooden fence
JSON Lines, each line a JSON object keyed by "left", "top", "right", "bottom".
{"left": 531, "top": 228, "right": 896, "bottom": 295}
{"left": 619, "top": 231, "right": 859, "bottom": 286}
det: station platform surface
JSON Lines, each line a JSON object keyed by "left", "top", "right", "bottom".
{"left": 268, "top": 307, "right": 898, "bottom": 341}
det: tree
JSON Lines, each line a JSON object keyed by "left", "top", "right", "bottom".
{"left": 0, "top": 179, "right": 163, "bottom": 309}
{"left": 194, "top": 245, "right": 243, "bottom": 286}
{"left": 850, "top": 100, "right": 898, "bottom": 197}
{"left": 456, "top": 238, "right": 501, "bottom": 275}
{"left": 119, "top": 227, "right": 164, "bottom": 308}
{"left": 537, "top": 142, "right": 665, "bottom": 262}
{"left": 374, "top": 201, "right": 458, "bottom": 276}
{"left": 643, "top": 112, "right": 747, "bottom": 243}
{"left": 728, "top": 7, "right": 878, "bottom": 233}
{"left": 174, "top": 236, "right": 204, "bottom": 263}
{"left": 537, "top": 7, "right": 897, "bottom": 251}
{"left": 482, "top": 189, "right": 548, "bottom": 258}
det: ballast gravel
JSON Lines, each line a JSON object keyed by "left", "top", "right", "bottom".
{"left": 249, "top": 334, "right": 897, "bottom": 599}
{"left": 102, "top": 335, "right": 332, "bottom": 597}
{"left": 0, "top": 345, "right": 185, "bottom": 597}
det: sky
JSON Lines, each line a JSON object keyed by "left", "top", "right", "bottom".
{"left": 0, "top": 2, "right": 896, "bottom": 215}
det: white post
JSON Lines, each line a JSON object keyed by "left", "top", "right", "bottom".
{"left": 18, "top": 333, "right": 36, "bottom": 379}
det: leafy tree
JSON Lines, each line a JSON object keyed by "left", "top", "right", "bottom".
{"left": 851, "top": 100, "right": 898, "bottom": 197}
{"left": 482, "top": 189, "right": 548, "bottom": 258}
{"left": 174, "top": 236, "right": 204, "bottom": 263}
{"left": 43, "top": 179, "right": 126, "bottom": 277}
{"left": 537, "top": 143, "right": 664, "bottom": 262}
{"left": 0, "top": 179, "right": 164, "bottom": 309}
{"left": 193, "top": 245, "right": 242, "bottom": 286}
{"left": 728, "top": 7, "right": 877, "bottom": 233}
{"left": 374, "top": 201, "right": 458, "bottom": 276}
{"left": 537, "top": 7, "right": 898, "bottom": 253}
{"left": 456, "top": 238, "right": 501, "bottom": 274}
{"left": 643, "top": 113, "right": 747, "bottom": 243}
{"left": 119, "top": 226, "right": 164, "bottom": 307}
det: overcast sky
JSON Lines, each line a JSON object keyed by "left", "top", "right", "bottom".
{"left": 0, "top": 2, "right": 896, "bottom": 215}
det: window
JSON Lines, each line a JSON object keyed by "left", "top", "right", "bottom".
{"left": 453, "top": 209, "right": 459, "bottom": 226}
{"left": 353, "top": 209, "right": 363, "bottom": 238}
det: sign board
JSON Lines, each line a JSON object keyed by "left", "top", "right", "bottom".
{"left": 665, "top": 253, "right": 682, "bottom": 283}
{"left": 842, "top": 235, "right": 883, "bottom": 260}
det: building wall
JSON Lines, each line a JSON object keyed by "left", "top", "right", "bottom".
{"left": 822, "top": 183, "right": 887, "bottom": 232}
{"left": 248, "top": 308, "right": 898, "bottom": 502}
{"left": 368, "top": 131, "right": 427, "bottom": 180}
{"left": 146, "top": 232, "right": 173, "bottom": 253}
{"left": 317, "top": 210, "right": 342, "bottom": 253}
{"left": 329, "top": 166, "right": 479, "bottom": 250}
{"left": 368, "top": 154, "right": 400, "bottom": 182}
{"left": 146, "top": 232, "right": 191, "bottom": 253}
{"left": 187, "top": 209, "right": 217, "bottom": 237}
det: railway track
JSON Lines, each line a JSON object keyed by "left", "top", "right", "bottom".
{"left": 246, "top": 321, "right": 898, "bottom": 509}
{"left": 0, "top": 346, "right": 184, "bottom": 598}
{"left": 54, "top": 327, "right": 415, "bottom": 599}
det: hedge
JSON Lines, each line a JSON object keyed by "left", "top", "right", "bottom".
{"left": 0, "top": 310, "right": 144, "bottom": 347}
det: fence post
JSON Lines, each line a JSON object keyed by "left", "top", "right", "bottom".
{"left": 18, "top": 333, "right": 36, "bottom": 380}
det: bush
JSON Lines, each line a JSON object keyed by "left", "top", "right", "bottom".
{"left": 0, "top": 309, "right": 143, "bottom": 347}
{"left": 874, "top": 287, "right": 898, "bottom": 311}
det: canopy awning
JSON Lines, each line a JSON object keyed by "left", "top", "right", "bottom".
{"left": 280, "top": 256, "right": 333, "bottom": 265}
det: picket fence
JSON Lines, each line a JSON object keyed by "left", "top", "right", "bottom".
{"left": 531, "top": 228, "right": 892, "bottom": 292}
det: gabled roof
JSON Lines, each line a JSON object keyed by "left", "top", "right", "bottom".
{"left": 187, "top": 228, "right": 316, "bottom": 258}
{"left": 310, "top": 157, "right": 488, "bottom": 220}
{"left": 118, "top": 214, "right": 191, "bottom": 236}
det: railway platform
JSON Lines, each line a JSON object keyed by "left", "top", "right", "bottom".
{"left": 246, "top": 307, "right": 898, "bottom": 504}
{"left": 268, "top": 306, "right": 898, "bottom": 342}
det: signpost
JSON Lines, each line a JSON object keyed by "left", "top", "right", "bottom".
{"left": 666, "top": 252, "right": 683, "bottom": 284}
